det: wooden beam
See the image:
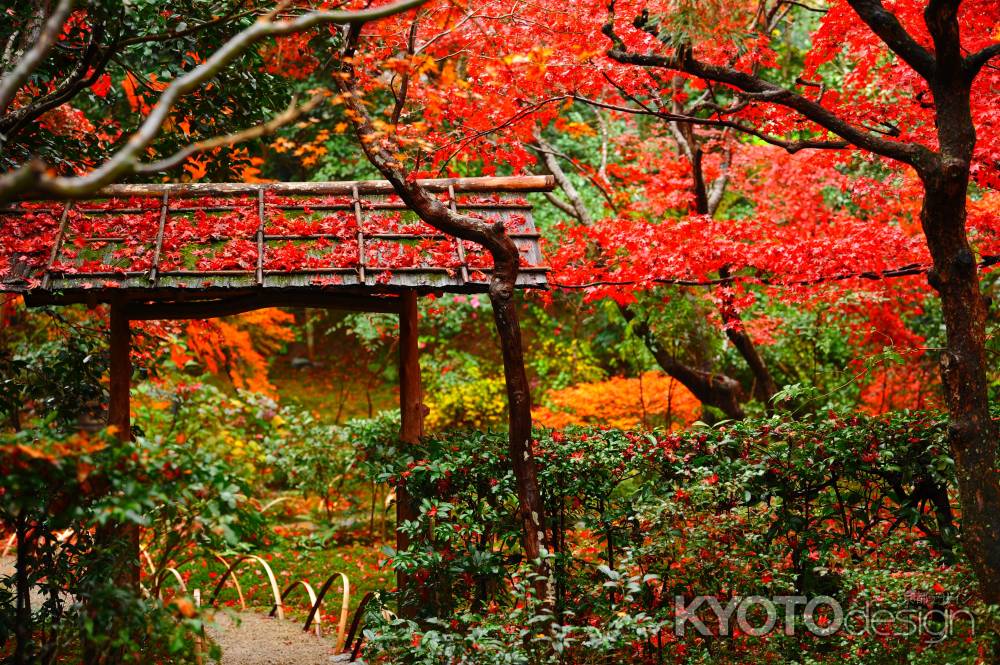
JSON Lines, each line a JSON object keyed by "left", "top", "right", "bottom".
{"left": 71, "top": 175, "right": 555, "bottom": 199}
{"left": 398, "top": 289, "right": 423, "bottom": 443}
{"left": 396, "top": 289, "right": 423, "bottom": 616}
{"left": 124, "top": 293, "right": 401, "bottom": 320}
{"left": 108, "top": 301, "right": 131, "bottom": 441}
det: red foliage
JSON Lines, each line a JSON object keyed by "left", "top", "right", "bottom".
{"left": 0, "top": 193, "right": 539, "bottom": 281}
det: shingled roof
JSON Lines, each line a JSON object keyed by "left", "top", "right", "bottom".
{"left": 0, "top": 176, "right": 553, "bottom": 310}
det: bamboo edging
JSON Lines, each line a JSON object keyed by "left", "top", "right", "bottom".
{"left": 2, "top": 522, "right": 360, "bottom": 655}
{"left": 132, "top": 543, "right": 355, "bottom": 653}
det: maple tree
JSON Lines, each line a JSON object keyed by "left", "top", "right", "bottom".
{"left": 2, "top": 0, "right": 1000, "bottom": 659}
{"left": 277, "top": 0, "right": 1000, "bottom": 607}
{"left": 591, "top": 0, "right": 1000, "bottom": 608}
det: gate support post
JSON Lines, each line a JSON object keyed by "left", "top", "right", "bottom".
{"left": 397, "top": 290, "right": 423, "bottom": 616}
{"left": 85, "top": 300, "right": 138, "bottom": 664}
{"left": 108, "top": 299, "right": 139, "bottom": 591}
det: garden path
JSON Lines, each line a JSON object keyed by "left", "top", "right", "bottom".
{"left": 207, "top": 610, "right": 351, "bottom": 664}
{"left": 0, "top": 556, "right": 350, "bottom": 664}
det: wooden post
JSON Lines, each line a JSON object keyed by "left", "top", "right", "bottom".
{"left": 108, "top": 300, "right": 140, "bottom": 591}
{"left": 108, "top": 302, "right": 131, "bottom": 443}
{"left": 397, "top": 289, "right": 422, "bottom": 615}
{"left": 85, "top": 301, "right": 138, "bottom": 663}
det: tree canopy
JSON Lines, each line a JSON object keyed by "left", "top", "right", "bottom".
{"left": 1, "top": 1, "right": 999, "bottom": 662}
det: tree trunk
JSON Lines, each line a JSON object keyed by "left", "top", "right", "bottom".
{"left": 920, "top": 71, "right": 1000, "bottom": 606}
{"left": 338, "top": 78, "right": 549, "bottom": 600}
{"left": 397, "top": 289, "right": 423, "bottom": 616}
{"left": 921, "top": 175, "right": 1000, "bottom": 605}
{"left": 685, "top": 132, "right": 776, "bottom": 410}
{"left": 14, "top": 513, "right": 30, "bottom": 665}
{"left": 85, "top": 301, "right": 137, "bottom": 665}
{"left": 620, "top": 304, "right": 746, "bottom": 420}
{"left": 718, "top": 268, "right": 778, "bottom": 410}
{"left": 491, "top": 290, "right": 547, "bottom": 567}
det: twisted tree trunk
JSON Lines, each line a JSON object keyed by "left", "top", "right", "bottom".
{"left": 622, "top": 305, "right": 747, "bottom": 420}
{"left": 339, "top": 83, "right": 549, "bottom": 600}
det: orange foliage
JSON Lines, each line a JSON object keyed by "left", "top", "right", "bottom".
{"left": 0, "top": 294, "right": 21, "bottom": 328}
{"left": 533, "top": 372, "right": 701, "bottom": 430}
{"left": 182, "top": 309, "right": 294, "bottom": 395}
{"left": 858, "top": 363, "right": 941, "bottom": 415}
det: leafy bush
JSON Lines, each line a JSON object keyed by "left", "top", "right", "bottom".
{"left": 354, "top": 409, "right": 996, "bottom": 664}
{"left": 266, "top": 406, "right": 356, "bottom": 519}
{"left": 134, "top": 381, "right": 281, "bottom": 484}
{"left": 0, "top": 332, "right": 107, "bottom": 433}
{"left": 424, "top": 361, "right": 509, "bottom": 432}
{"left": 0, "top": 423, "right": 265, "bottom": 663}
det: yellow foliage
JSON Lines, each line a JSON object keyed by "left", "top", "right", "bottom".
{"left": 560, "top": 121, "right": 596, "bottom": 137}
{"left": 425, "top": 367, "right": 509, "bottom": 432}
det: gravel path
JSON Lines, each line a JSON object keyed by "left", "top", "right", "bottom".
{"left": 2, "top": 556, "right": 350, "bottom": 664}
{"left": 206, "top": 611, "right": 351, "bottom": 665}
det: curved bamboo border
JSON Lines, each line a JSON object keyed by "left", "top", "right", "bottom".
{"left": 142, "top": 549, "right": 156, "bottom": 574}
{"left": 305, "top": 572, "right": 351, "bottom": 650}
{"left": 211, "top": 553, "right": 246, "bottom": 610}
{"left": 270, "top": 580, "right": 320, "bottom": 636}
{"left": 344, "top": 591, "right": 376, "bottom": 660}
{"left": 155, "top": 567, "right": 188, "bottom": 598}
{"left": 8, "top": 531, "right": 359, "bottom": 656}
{"left": 208, "top": 555, "right": 284, "bottom": 620}
{"left": 259, "top": 497, "right": 290, "bottom": 513}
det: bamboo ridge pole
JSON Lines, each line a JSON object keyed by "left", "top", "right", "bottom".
{"left": 43, "top": 175, "right": 557, "bottom": 199}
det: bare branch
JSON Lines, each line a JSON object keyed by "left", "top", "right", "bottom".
{"left": 594, "top": 109, "right": 609, "bottom": 179}
{"left": 780, "top": 0, "right": 827, "bottom": 13}
{"left": 533, "top": 129, "right": 593, "bottom": 225}
{"left": 0, "top": 6, "right": 267, "bottom": 137}
{"left": 1, "top": 22, "right": 110, "bottom": 144}
{"left": 390, "top": 19, "right": 419, "bottom": 126}
{"left": 0, "top": 0, "right": 73, "bottom": 115}
{"left": 135, "top": 92, "right": 326, "bottom": 174}
{"left": 668, "top": 120, "right": 695, "bottom": 160}
{"left": 965, "top": 42, "right": 1000, "bottom": 81}
{"left": 706, "top": 146, "right": 731, "bottom": 216}
{"left": 432, "top": 96, "right": 569, "bottom": 172}
{"left": 523, "top": 138, "right": 618, "bottom": 210}
{"left": 543, "top": 191, "right": 580, "bottom": 218}
{"left": 572, "top": 92, "right": 849, "bottom": 153}
{"left": 601, "top": 8, "right": 932, "bottom": 167}
{"left": 0, "top": 0, "right": 427, "bottom": 204}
